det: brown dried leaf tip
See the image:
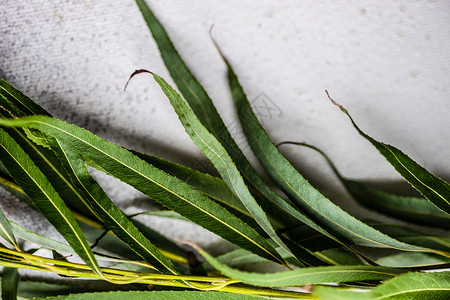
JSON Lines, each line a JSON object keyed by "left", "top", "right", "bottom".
{"left": 325, "top": 90, "right": 348, "bottom": 114}
{"left": 124, "top": 69, "right": 154, "bottom": 91}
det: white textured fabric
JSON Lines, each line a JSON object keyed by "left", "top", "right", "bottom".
{"left": 1, "top": 0, "right": 449, "bottom": 252}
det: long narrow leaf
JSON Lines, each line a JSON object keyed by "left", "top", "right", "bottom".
{"left": 0, "top": 80, "right": 99, "bottom": 221}
{"left": 132, "top": 150, "right": 262, "bottom": 231}
{"left": 0, "top": 128, "right": 103, "bottom": 276}
{"left": 195, "top": 245, "right": 405, "bottom": 287}
{"left": 314, "top": 271, "right": 450, "bottom": 299}
{"left": 36, "top": 291, "right": 271, "bottom": 300}
{"left": 0, "top": 207, "right": 18, "bottom": 250}
{"left": 328, "top": 93, "right": 450, "bottom": 215}
{"left": 224, "top": 57, "right": 447, "bottom": 256}
{"left": 0, "top": 116, "right": 282, "bottom": 264}
{"left": 278, "top": 141, "right": 450, "bottom": 229}
{"left": 1, "top": 267, "right": 19, "bottom": 300}
{"left": 49, "top": 138, "right": 178, "bottom": 274}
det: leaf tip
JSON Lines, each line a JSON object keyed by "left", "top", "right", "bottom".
{"left": 124, "top": 69, "right": 154, "bottom": 91}
{"left": 325, "top": 90, "right": 348, "bottom": 114}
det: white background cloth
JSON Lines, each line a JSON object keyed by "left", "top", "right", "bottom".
{"left": 1, "top": 0, "right": 449, "bottom": 248}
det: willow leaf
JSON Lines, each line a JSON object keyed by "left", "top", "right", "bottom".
{"left": 37, "top": 290, "right": 268, "bottom": 300}
{"left": 197, "top": 247, "right": 404, "bottom": 287}
{"left": 137, "top": 0, "right": 353, "bottom": 265}
{"left": 285, "top": 222, "right": 450, "bottom": 255}
{"left": 376, "top": 252, "right": 450, "bottom": 268}
{"left": 135, "top": 0, "right": 328, "bottom": 234}
{"left": 329, "top": 96, "right": 450, "bottom": 215}
{"left": 346, "top": 182, "right": 450, "bottom": 229}
{"left": 49, "top": 138, "right": 178, "bottom": 274}
{"left": 0, "top": 207, "right": 18, "bottom": 250}
{"left": 14, "top": 280, "right": 96, "bottom": 298}
{"left": 0, "top": 116, "right": 280, "bottom": 264}
{"left": 132, "top": 150, "right": 261, "bottom": 231}
{"left": 279, "top": 141, "right": 450, "bottom": 229}
{"left": 205, "top": 242, "right": 326, "bottom": 272}
{"left": 225, "top": 60, "right": 446, "bottom": 256}
{"left": 0, "top": 128, "right": 103, "bottom": 276}
{"left": 315, "top": 271, "right": 450, "bottom": 299}
{"left": 131, "top": 209, "right": 190, "bottom": 221}
{"left": 0, "top": 79, "right": 49, "bottom": 117}
{"left": 0, "top": 80, "right": 98, "bottom": 221}
{"left": 1, "top": 267, "right": 19, "bottom": 300}
{"left": 147, "top": 72, "right": 296, "bottom": 265}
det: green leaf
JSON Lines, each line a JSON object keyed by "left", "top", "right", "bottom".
{"left": 0, "top": 206, "right": 18, "bottom": 250}
{"left": 135, "top": 0, "right": 328, "bottom": 237}
{"left": 0, "top": 128, "right": 103, "bottom": 277}
{"left": 314, "top": 271, "right": 450, "bottom": 299}
{"left": 0, "top": 79, "right": 49, "bottom": 117}
{"left": 1, "top": 267, "right": 19, "bottom": 300}
{"left": 130, "top": 209, "right": 190, "bottom": 222}
{"left": 197, "top": 247, "right": 405, "bottom": 287}
{"left": 279, "top": 141, "right": 450, "bottom": 229}
{"left": 132, "top": 150, "right": 262, "bottom": 231}
{"left": 0, "top": 116, "right": 280, "bottom": 264}
{"left": 15, "top": 280, "right": 96, "bottom": 298}
{"left": 48, "top": 138, "right": 178, "bottom": 274}
{"left": 147, "top": 71, "right": 306, "bottom": 266}
{"left": 0, "top": 79, "right": 99, "bottom": 222}
{"left": 369, "top": 272, "right": 450, "bottom": 299}
{"left": 36, "top": 290, "right": 268, "bottom": 300}
{"left": 329, "top": 95, "right": 450, "bottom": 215}
{"left": 224, "top": 59, "right": 446, "bottom": 256}
{"left": 284, "top": 221, "right": 450, "bottom": 255}
{"left": 376, "top": 252, "right": 450, "bottom": 268}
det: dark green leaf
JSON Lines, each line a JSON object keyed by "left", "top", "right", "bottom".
{"left": 36, "top": 290, "right": 269, "bottom": 300}
{"left": 0, "top": 128, "right": 103, "bottom": 276}
{"left": 279, "top": 141, "right": 450, "bottom": 229}
{"left": 314, "top": 271, "right": 450, "bottom": 299}
{"left": 132, "top": 150, "right": 262, "bottom": 231}
{"left": 1, "top": 267, "right": 19, "bottom": 300}
{"left": 0, "top": 207, "right": 18, "bottom": 250}
{"left": 49, "top": 138, "right": 178, "bottom": 274}
{"left": 0, "top": 79, "right": 99, "bottom": 222}
{"left": 330, "top": 95, "right": 450, "bottom": 215}
{"left": 147, "top": 71, "right": 297, "bottom": 265}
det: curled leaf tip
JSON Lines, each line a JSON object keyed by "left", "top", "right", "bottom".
{"left": 325, "top": 90, "right": 348, "bottom": 114}
{"left": 124, "top": 69, "right": 154, "bottom": 91}
{"left": 209, "top": 26, "right": 229, "bottom": 65}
